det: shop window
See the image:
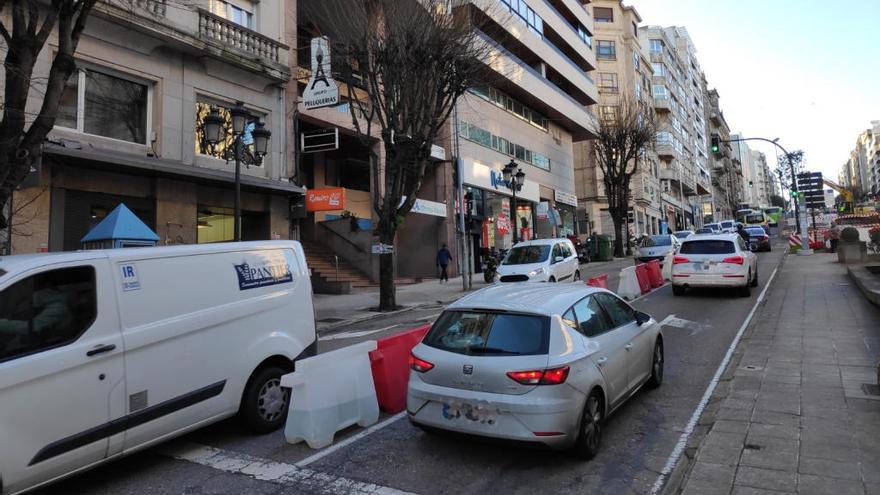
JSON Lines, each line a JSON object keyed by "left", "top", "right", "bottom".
{"left": 0, "top": 266, "right": 97, "bottom": 363}
{"left": 197, "top": 206, "right": 269, "bottom": 243}
{"left": 194, "top": 100, "right": 265, "bottom": 167}
{"left": 57, "top": 67, "right": 150, "bottom": 144}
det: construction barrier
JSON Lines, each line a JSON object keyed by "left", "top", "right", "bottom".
{"left": 617, "top": 266, "right": 641, "bottom": 300}
{"left": 661, "top": 253, "right": 673, "bottom": 281}
{"left": 634, "top": 263, "right": 651, "bottom": 295}
{"left": 586, "top": 274, "right": 609, "bottom": 289}
{"left": 789, "top": 234, "right": 802, "bottom": 248}
{"left": 646, "top": 260, "right": 664, "bottom": 288}
{"left": 281, "top": 340, "right": 380, "bottom": 449}
{"left": 369, "top": 324, "right": 431, "bottom": 413}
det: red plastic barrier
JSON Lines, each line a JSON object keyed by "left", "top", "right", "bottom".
{"left": 646, "top": 260, "right": 664, "bottom": 288}
{"left": 586, "top": 274, "right": 609, "bottom": 289}
{"left": 369, "top": 324, "right": 431, "bottom": 413}
{"left": 634, "top": 263, "right": 651, "bottom": 294}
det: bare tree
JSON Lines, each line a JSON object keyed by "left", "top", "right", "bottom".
{"left": 302, "top": 0, "right": 491, "bottom": 311}
{"left": 0, "top": 0, "right": 99, "bottom": 230}
{"left": 591, "top": 99, "right": 656, "bottom": 258}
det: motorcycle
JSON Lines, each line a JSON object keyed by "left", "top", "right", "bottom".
{"left": 482, "top": 249, "right": 506, "bottom": 283}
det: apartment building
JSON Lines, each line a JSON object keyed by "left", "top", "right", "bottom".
{"left": 7, "top": 0, "right": 295, "bottom": 254}
{"left": 639, "top": 26, "right": 712, "bottom": 231}
{"left": 573, "top": 0, "right": 662, "bottom": 238}
{"left": 703, "top": 87, "right": 743, "bottom": 221}
{"left": 844, "top": 121, "right": 880, "bottom": 198}
{"left": 750, "top": 150, "right": 770, "bottom": 207}
{"left": 455, "top": 0, "right": 598, "bottom": 271}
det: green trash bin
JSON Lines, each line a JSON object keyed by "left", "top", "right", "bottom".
{"left": 595, "top": 234, "right": 613, "bottom": 261}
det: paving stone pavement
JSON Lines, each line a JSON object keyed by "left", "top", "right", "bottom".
{"left": 676, "top": 253, "right": 880, "bottom": 495}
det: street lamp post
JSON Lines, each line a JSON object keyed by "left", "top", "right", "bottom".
{"left": 202, "top": 102, "right": 271, "bottom": 241}
{"left": 502, "top": 159, "right": 525, "bottom": 244}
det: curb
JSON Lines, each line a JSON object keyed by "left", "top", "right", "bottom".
{"left": 316, "top": 304, "right": 426, "bottom": 333}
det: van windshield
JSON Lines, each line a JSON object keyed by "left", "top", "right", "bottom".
{"left": 503, "top": 245, "right": 550, "bottom": 265}
{"left": 423, "top": 311, "right": 550, "bottom": 356}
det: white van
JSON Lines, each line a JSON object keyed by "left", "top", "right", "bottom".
{"left": 0, "top": 241, "right": 316, "bottom": 495}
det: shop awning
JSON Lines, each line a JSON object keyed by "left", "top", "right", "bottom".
{"left": 44, "top": 142, "right": 304, "bottom": 195}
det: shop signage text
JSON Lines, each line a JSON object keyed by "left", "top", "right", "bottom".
{"left": 554, "top": 190, "right": 578, "bottom": 207}
{"left": 303, "top": 37, "right": 339, "bottom": 110}
{"left": 410, "top": 198, "right": 447, "bottom": 217}
{"left": 463, "top": 159, "right": 540, "bottom": 203}
{"left": 306, "top": 187, "right": 345, "bottom": 212}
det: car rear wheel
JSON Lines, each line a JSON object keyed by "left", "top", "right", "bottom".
{"left": 738, "top": 273, "right": 752, "bottom": 297}
{"left": 548, "top": 276, "right": 557, "bottom": 283}
{"left": 647, "top": 340, "right": 664, "bottom": 389}
{"left": 750, "top": 267, "right": 759, "bottom": 287}
{"left": 573, "top": 392, "right": 603, "bottom": 460}
{"left": 240, "top": 365, "right": 291, "bottom": 434}
{"left": 672, "top": 285, "right": 686, "bottom": 296}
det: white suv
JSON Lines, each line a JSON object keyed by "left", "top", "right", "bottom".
{"left": 671, "top": 234, "right": 758, "bottom": 297}
{"left": 496, "top": 239, "right": 580, "bottom": 283}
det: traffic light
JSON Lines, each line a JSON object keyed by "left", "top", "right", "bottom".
{"left": 749, "top": 181, "right": 753, "bottom": 189}
{"left": 790, "top": 190, "right": 798, "bottom": 198}
{"left": 710, "top": 135, "right": 720, "bottom": 154}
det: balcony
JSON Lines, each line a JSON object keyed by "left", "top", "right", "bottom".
{"left": 656, "top": 141, "right": 674, "bottom": 158}
{"left": 199, "top": 9, "right": 285, "bottom": 64}
{"left": 697, "top": 173, "right": 712, "bottom": 195}
{"left": 653, "top": 97, "right": 671, "bottom": 113}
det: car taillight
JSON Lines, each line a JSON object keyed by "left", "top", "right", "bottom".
{"left": 507, "top": 366, "right": 570, "bottom": 385}
{"left": 673, "top": 256, "right": 690, "bottom": 265}
{"left": 722, "top": 256, "right": 744, "bottom": 265}
{"left": 409, "top": 353, "right": 434, "bottom": 373}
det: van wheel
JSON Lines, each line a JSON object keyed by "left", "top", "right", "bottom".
{"left": 573, "top": 392, "right": 603, "bottom": 460}
{"left": 240, "top": 365, "right": 290, "bottom": 434}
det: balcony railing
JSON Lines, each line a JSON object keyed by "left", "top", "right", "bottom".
{"left": 133, "top": 0, "right": 166, "bottom": 17}
{"left": 198, "top": 9, "right": 284, "bottom": 63}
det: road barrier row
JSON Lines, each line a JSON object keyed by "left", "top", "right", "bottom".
{"left": 586, "top": 274, "right": 609, "bottom": 289}
{"left": 618, "top": 256, "right": 672, "bottom": 300}
{"left": 369, "top": 324, "right": 431, "bottom": 413}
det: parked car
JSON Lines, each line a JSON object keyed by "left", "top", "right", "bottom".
{"left": 0, "top": 242, "right": 317, "bottom": 495}
{"left": 496, "top": 239, "right": 580, "bottom": 283}
{"left": 634, "top": 234, "right": 681, "bottom": 265}
{"left": 745, "top": 227, "right": 772, "bottom": 252}
{"left": 694, "top": 227, "right": 715, "bottom": 235}
{"left": 719, "top": 220, "right": 737, "bottom": 233}
{"left": 407, "top": 284, "right": 662, "bottom": 459}
{"left": 703, "top": 223, "right": 723, "bottom": 234}
{"left": 673, "top": 230, "right": 694, "bottom": 240}
{"left": 671, "top": 234, "right": 758, "bottom": 297}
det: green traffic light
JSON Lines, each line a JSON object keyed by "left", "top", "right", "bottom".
{"left": 711, "top": 145, "right": 719, "bottom": 153}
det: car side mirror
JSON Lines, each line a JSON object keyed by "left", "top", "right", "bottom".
{"left": 635, "top": 311, "right": 651, "bottom": 326}
{"left": 554, "top": 256, "right": 564, "bottom": 263}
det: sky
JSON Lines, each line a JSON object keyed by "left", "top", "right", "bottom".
{"left": 633, "top": 0, "right": 880, "bottom": 185}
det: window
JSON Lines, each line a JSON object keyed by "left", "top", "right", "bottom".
{"left": 500, "top": 0, "right": 544, "bottom": 38}
{"left": 596, "top": 40, "right": 616, "bottom": 60}
{"left": 459, "top": 120, "right": 550, "bottom": 170}
{"left": 652, "top": 84, "right": 669, "bottom": 100}
{"left": 599, "top": 105, "right": 617, "bottom": 122}
{"left": 656, "top": 131, "right": 672, "bottom": 144}
{"left": 597, "top": 72, "right": 618, "bottom": 92}
{"left": 423, "top": 310, "right": 550, "bottom": 356}
{"left": 210, "top": 0, "right": 254, "bottom": 28}
{"left": 570, "top": 296, "right": 610, "bottom": 337}
{"left": 635, "top": 83, "right": 642, "bottom": 101}
{"left": 595, "top": 293, "right": 636, "bottom": 328}
{"left": 652, "top": 63, "right": 665, "bottom": 76}
{"left": 57, "top": 68, "right": 150, "bottom": 144}
{"left": 0, "top": 266, "right": 97, "bottom": 362}
{"left": 594, "top": 7, "right": 613, "bottom": 23}
{"left": 649, "top": 39, "right": 663, "bottom": 54}
{"left": 577, "top": 24, "right": 592, "bottom": 47}
{"left": 195, "top": 100, "right": 265, "bottom": 166}
{"left": 633, "top": 51, "right": 640, "bottom": 70}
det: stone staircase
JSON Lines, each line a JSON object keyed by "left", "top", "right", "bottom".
{"left": 301, "top": 241, "right": 424, "bottom": 288}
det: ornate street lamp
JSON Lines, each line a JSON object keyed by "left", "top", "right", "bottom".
{"left": 202, "top": 101, "right": 271, "bottom": 242}
{"left": 503, "top": 159, "right": 525, "bottom": 244}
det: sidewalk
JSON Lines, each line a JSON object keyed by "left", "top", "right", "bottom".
{"left": 313, "top": 257, "right": 633, "bottom": 331}
{"left": 675, "top": 253, "right": 880, "bottom": 495}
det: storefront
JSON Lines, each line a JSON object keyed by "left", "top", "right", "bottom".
{"left": 554, "top": 190, "right": 578, "bottom": 238}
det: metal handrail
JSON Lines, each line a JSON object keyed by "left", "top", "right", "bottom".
{"left": 318, "top": 221, "right": 367, "bottom": 254}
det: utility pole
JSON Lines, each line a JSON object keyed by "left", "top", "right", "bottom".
{"left": 453, "top": 107, "right": 470, "bottom": 291}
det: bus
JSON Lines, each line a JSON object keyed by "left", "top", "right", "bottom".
{"left": 736, "top": 208, "right": 768, "bottom": 228}
{"left": 763, "top": 207, "right": 783, "bottom": 227}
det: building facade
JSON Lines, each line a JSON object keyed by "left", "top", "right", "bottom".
{"left": 844, "top": 121, "right": 880, "bottom": 199}
{"left": 6, "top": 0, "right": 297, "bottom": 255}
{"left": 702, "top": 87, "right": 742, "bottom": 221}
{"left": 573, "top": 0, "right": 662, "bottom": 240}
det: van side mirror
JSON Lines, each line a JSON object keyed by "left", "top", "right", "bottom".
{"left": 635, "top": 311, "right": 651, "bottom": 326}
{"left": 554, "top": 256, "right": 564, "bottom": 263}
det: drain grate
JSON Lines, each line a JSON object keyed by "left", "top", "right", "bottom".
{"left": 862, "top": 383, "right": 880, "bottom": 396}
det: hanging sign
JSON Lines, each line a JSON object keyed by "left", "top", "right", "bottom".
{"left": 306, "top": 187, "right": 345, "bottom": 211}
{"left": 303, "top": 37, "right": 339, "bottom": 110}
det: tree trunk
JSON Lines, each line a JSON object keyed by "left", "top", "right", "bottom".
{"left": 611, "top": 215, "right": 625, "bottom": 258}
{"left": 378, "top": 229, "right": 396, "bottom": 311}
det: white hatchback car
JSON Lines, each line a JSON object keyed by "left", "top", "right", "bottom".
{"left": 671, "top": 234, "right": 758, "bottom": 297}
{"left": 407, "top": 284, "right": 662, "bottom": 459}
{"left": 634, "top": 234, "right": 680, "bottom": 265}
{"left": 496, "top": 239, "right": 580, "bottom": 283}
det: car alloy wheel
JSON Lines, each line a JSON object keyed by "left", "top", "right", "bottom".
{"left": 574, "top": 393, "right": 603, "bottom": 459}
{"left": 647, "top": 341, "right": 663, "bottom": 388}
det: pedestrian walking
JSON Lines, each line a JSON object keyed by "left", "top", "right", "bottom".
{"left": 437, "top": 244, "right": 452, "bottom": 283}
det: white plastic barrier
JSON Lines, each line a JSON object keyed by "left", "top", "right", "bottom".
{"left": 281, "top": 340, "right": 380, "bottom": 449}
{"left": 662, "top": 252, "right": 673, "bottom": 281}
{"left": 616, "top": 266, "right": 641, "bottom": 300}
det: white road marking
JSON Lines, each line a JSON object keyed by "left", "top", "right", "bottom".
{"left": 658, "top": 314, "right": 708, "bottom": 336}
{"left": 296, "top": 412, "right": 407, "bottom": 467}
{"left": 320, "top": 324, "right": 400, "bottom": 341}
{"left": 161, "top": 441, "right": 416, "bottom": 495}
{"left": 649, "top": 264, "right": 780, "bottom": 495}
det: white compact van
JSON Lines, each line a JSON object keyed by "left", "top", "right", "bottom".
{"left": 0, "top": 241, "right": 316, "bottom": 495}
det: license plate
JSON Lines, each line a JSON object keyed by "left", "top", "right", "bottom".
{"left": 692, "top": 263, "right": 705, "bottom": 270}
{"left": 441, "top": 401, "right": 498, "bottom": 425}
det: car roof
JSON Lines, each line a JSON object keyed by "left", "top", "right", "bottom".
{"left": 511, "top": 238, "right": 570, "bottom": 247}
{"left": 448, "top": 284, "right": 611, "bottom": 315}
{"left": 674, "top": 230, "right": 694, "bottom": 234}
{"left": 681, "top": 233, "right": 741, "bottom": 242}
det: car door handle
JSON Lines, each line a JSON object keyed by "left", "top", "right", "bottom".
{"left": 596, "top": 356, "right": 608, "bottom": 367}
{"left": 625, "top": 343, "right": 634, "bottom": 351}
{"left": 87, "top": 344, "right": 116, "bottom": 357}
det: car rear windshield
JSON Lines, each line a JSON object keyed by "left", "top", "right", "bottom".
{"left": 746, "top": 228, "right": 766, "bottom": 236}
{"left": 746, "top": 214, "right": 764, "bottom": 224}
{"left": 721, "top": 221, "right": 734, "bottom": 228}
{"left": 674, "top": 232, "right": 691, "bottom": 239}
{"left": 641, "top": 235, "right": 672, "bottom": 247}
{"left": 696, "top": 228, "right": 713, "bottom": 234}
{"left": 680, "top": 240, "right": 736, "bottom": 255}
{"left": 705, "top": 224, "right": 719, "bottom": 229}
{"left": 423, "top": 310, "right": 550, "bottom": 356}
{"left": 503, "top": 245, "right": 550, "bottom": 265}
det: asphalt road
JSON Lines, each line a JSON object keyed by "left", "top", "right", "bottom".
{"left": 35, "top": 244, "right": 787, "bottom": 495}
